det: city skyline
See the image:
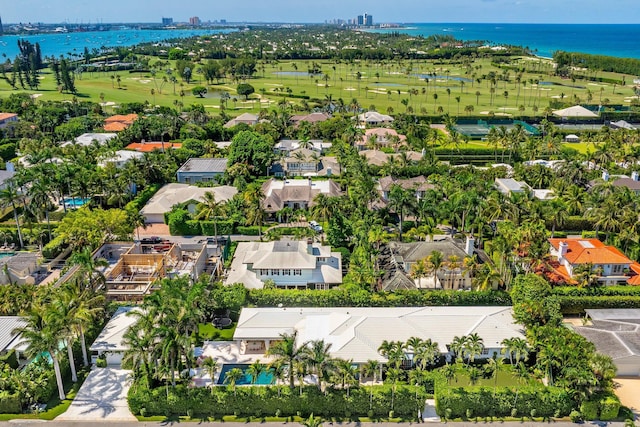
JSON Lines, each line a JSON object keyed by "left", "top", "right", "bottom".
{"left": 2, "top": 0, "right": 639, "bottom": 24}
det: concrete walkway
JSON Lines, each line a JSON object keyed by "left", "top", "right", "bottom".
{"left": 55, "top": 368, "right": 136, "bottom": 422}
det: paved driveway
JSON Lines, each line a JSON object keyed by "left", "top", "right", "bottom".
{"left": 56, "top": 367, "right": 137, "bottom": 421}
{"left": 615, "top": 377, "right": 640, "bottom": 418}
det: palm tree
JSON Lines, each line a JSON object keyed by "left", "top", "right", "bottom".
{"left": 333, "top": 359, "right": 358, "bottom": 396}
{"left": 60, "top": 282, "right": 104, "bottom": 367}
{"left": 501, "top": 337, "right": 529, "bottom": 365}
{"left": 0, "top": 184, "right": 25, "bottom": 248}
{"left": 224, "top": 367, "right": 244, "bottom": 396}
{"left": 266, "top": 332, "right": 304, "bottom": 388}
{"left": 15, "top": 303, "right": 66, "bottom": 400}
{"left": 361, "top": 359, "right": 380, "bottom": 409}
{"left": 442, "top": 363, "right": 456, "bottom": 385}
{"left": 304, "top": 339, "right": 333, "bottom": 391}
{"left": 68, "top": 248, "right": 108, "bottom": 291}
{"left": 196, "top": 191, "right": 226, "bottom": 240}
{"left": 449, "top": 336, "right": 467, "bottom": 363}
{"left": 464, "top": 333, "right": 485, "bottom": 365}
{"left": 247, "top": 359, "right": 266, "bottom": 385}
{"left": 414, "top": 338, "right": 440, "bottom": 371}
{"left": 243, "top": 183, "right": 266, "bottom": 237}
{"left": 427, "top": 250, "right": 444, "bottom": 289}
{"left": 200, "top": 356, "right": 219, "bottom": 390}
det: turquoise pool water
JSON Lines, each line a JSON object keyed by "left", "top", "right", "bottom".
{"left": 217, "top": 364, "right": 274, "bottom": 385}
{"left": 63, "top": 197, "right": 90, "bottom": 208}
{"left": 0, "top": 252, "right": 15, "bottom": 258}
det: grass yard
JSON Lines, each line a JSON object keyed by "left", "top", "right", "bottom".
{"left": 198, "top": 322, "right": 237, "bottom": 341}
{"left": 447, "top": 366, "right": 539, "bottom": 388}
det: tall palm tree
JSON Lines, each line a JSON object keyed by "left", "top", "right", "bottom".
{"left": 247, "top": 359, "right": 266, "bottom": 385}
{"left": 196, "top": 191, "right": 226, "bottom": 240}
{"left": 224, "top": 367, "right": 244, "bottom": 396}
{"left": 266, "top": 332, "right": 304, "bottom": 388}
{"left": 464, "top": 333, "right": 485, "bottom": 365}
{"left": 15, "top": 303, "right": 66, "bottom": 400}
{"left": 361, "top": 359, "right": 380, "bottom": 409}
{"left": 333, "top": 359, "right": 358, "bottom": 396}
{"left": 63, "top": 281, "right": 104, "bottom": 366}
{"left": 0, "top": 184, "right": 25, "bottom": 248}
{"left": 304, "top": 339, "right": 333, "bottom": 391}
{"left": 449, "top": 336, "right": 467, "bottom": 363}
{"left": 200, "top": 356, "right": 219, "bottom": 391}
{"left": 68, "top": 248, "right": 108, "bottom": 291}
{"left": 427, "top": 250, "right": 444, "bottom": 289}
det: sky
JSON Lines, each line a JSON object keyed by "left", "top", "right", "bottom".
{"left": 3, "top": 0, "right": 640, "bottom": 24}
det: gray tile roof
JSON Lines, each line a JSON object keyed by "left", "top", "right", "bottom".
{"left": 574, "top": 309, "right": 640, "bottom": 359}
{"left": 178, "top": 158, "right": 228, "bottom": 174}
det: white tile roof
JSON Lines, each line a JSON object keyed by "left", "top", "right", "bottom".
{"left": 140, "top": 183, "right": 237, "bottom": 216}
{"left": 90, "top": 307, "right": 141, "bottom": 352}
{"left": 234, "top": 306, "right": 524, "bottom": 364}
{"left": 0, "top": 316, "right": 27, "bottom": 352}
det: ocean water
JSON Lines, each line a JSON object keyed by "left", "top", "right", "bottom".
{"left": 0, "top": 28, "right": 235, "bottom": 59}
{"left": 370, "top": 23, "right": 640, "bottom": 59}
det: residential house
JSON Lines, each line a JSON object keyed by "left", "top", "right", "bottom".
{"left": 232, "top": 306, "right": 524, "bottom": 365}
{"left": 356, "top": 111, "right": 394, "bottom": 126}
{"left": 140, "top": 183, "right": 237, "bottom": 223}
{"left": 60, "top": 132, "right": 117, "bottom": 148}
{"left": 98, "top": 150, "right": 145, "bottom": 168}
{"left": 176, "top": 158, "right": 228, "bottom": 184}
{"left": 574, "top": 309, "right": 640, "bottom": 376}
{"left": 223, "top": 113, "right": 259, "bottom": 128}
{"left": 274, "top": 139, "right": 332, "bottom": 155}
{"left": 90, "top": 306, "right": 141, "bottom": 366}
{"left": 0, "top": 113, "right": 18, "bottom": 129}
{"left": 611, "top": 172, "right": 640, "bottom": 195}
{"left": 0, "top": 316, "right": 26, "bottom": 357}
{"left": 272, "top": 148, "right": 339, "bottom": 177}
{"left": 495, "top": 178, "right": 533, "bottom": 197}
{"left": 0, "top": 253, "right": 39, "bottom": 285}
{"left": 356, "top": 128, "right": 406, "bottom": 151}
{"left": 225, "top": 239, "right": 342, "bottom": 290}
{"left": 377, "top": 175, "right": 434, "bottom": 204}
{"left": 549, "top": 238, "right": 640, "bottom": 286}
{"left": 378, "top": 236, "right": 487, "bottom": 291}
{"left": 103, "top": 113, "right": 138, "bottom": 132}
{"left": 360, "top": 150, "right": 423, "bottom": 167}
{"left": 290, "top": 112, "right": 331, "bottom": 127}
{"left": 125, "top": 141, "right": 183, "bottom": 153}
{"left": 261, "top": 178, "right": 342, "bottom": 214}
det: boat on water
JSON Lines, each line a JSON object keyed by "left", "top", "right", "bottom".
{"left": 54, "top": 26, "right": 68, "bottom": 33}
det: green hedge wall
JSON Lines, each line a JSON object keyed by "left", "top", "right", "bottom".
{"left": 0, "top": 392, "right": 21, "bottom": 414}
{"left": 128, "top": 384, "right": 429, "bottom": 419}
{"left": 246, "top": 289, "right": 512, "bottom": 307}
{"left": 557, "top": 296, "right": 640, "bottom": 314}
{"left": 435, "top": 386, "right": 574, "bottom": 419}
{"left": 125, "top": 183, "right": 161, "bottom": 213}
{"left": 552, "top": 286, "right": 640, "bottom": 297}
{"left": 599, "top": 395, "right": 621, "bottom": 421}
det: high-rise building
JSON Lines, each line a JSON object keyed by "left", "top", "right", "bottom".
{"left": 189, "top": 16, "right": 201, "bottom": 25}
{"left": 365, "top": 13, "right": 373, "bottom": 26}
{"left": 357, "top": 15, "right": 364, "bottom": 26}
{"left": 161, "top": 17, "right": 173, "bottom": 25}
{"left": 0, "top": 16, "right": 3, "bottom": 35}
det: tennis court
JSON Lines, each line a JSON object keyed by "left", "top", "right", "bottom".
{"left": 455, "top": 120, "right": 540, "bottom": 138}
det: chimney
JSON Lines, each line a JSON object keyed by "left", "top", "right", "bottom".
{"left": 632, "top": 171, "right": 639, "bottom": 182}
{"left": 465, "top": 235, "right": 475, "bottom": 256}
{"left": 559, "top": 241, "right": 569, "bottom": 260}
{"left": 602, "top": 171, "right": 609, "bottom": 182}
{"left": 307, "top": 237, "right": 313, "bottom": 254}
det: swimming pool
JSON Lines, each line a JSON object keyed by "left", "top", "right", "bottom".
{"left": 217, "top": 363, "right": 275, "bottom": 385}
{"left": 62, "top": 197, "right": 90, "bottom": 208}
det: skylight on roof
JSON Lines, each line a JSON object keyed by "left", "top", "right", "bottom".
{"left": 579, "top": 241, "right": 595, "bottom": 248}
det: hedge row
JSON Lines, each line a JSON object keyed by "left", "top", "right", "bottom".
{"left": 128, "top": 383, "right": 429, "bottom": 419}
{"left": 435, "top": 386, "right": 574, "bottom": 419}
{"left": 124, "top": 183, "right": 161, "bottom": 213}
{"left": 0, "top": 392, "right": 21, "bottom": 414}
{"left": 558, "top": 295, "right": 640, "bottom": 314}
{"left": 247, "top": 289, "right": 512, "bottom": 308}
{"left": 552, "top": 286, "right": 640, "bottom": 297}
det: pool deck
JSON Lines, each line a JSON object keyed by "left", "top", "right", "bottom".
{"left": 201, "top": 341, "right": 269, "bottom": 365}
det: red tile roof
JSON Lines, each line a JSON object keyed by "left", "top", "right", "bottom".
{"left": 549, "top": 238, "right": 632, "bottom": 265}
{"left": 105, "top": 114, "right": 138, "bottom": 124}
{"left": 125, "top": 142, "right": 182, "bottom": 153}
{"left": 0, "top": 113, "right": 18, "bottom": 121}
{"left": 103, "top": 122, "right": 128, "bottom": 132}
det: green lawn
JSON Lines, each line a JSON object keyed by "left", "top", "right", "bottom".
{"left": 1, "top": 56, "right": 637, "bottom": 119}
{"left": 198, "top": 322, "right": 236, "bottom": 341}
{"left": 447, "top": 366, "right": 538, "bottom": 388}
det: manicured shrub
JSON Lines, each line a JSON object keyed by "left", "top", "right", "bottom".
{"left": 0, "top": 391, "right": 21, "bottom": 414}
{"left": 0, "top": 349, "right": 18, "bottom": 369}
{"left": 599, "top": 395, "right": 620, "bottom": 421}
{"left": 580, "top": 400, "right": 599, "bottom": 420}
